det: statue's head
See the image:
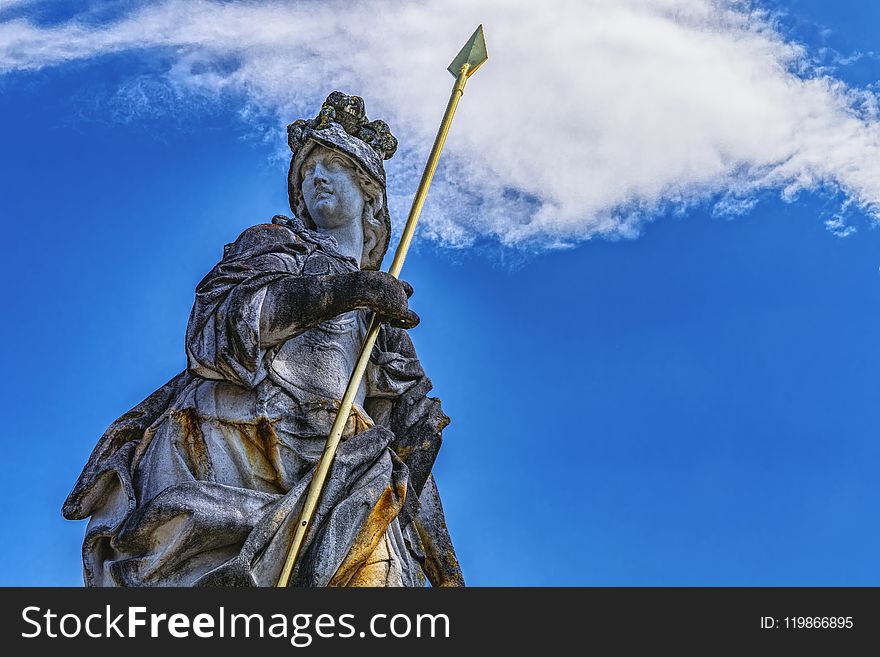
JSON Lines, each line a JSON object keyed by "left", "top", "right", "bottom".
{"left": 287, "top": 92, "right": 397, "bottom": 270}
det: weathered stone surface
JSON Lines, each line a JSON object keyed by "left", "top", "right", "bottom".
{"left": 63, "top": 92, "right": 463, "bottom": 587}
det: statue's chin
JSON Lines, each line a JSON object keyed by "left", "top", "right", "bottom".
{"left": 312, "top": 209, "right": 356, "bottom": 231}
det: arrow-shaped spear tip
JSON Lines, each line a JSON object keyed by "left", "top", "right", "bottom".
{"left": 447, "top": 24, "right": 488, "bottom": 79}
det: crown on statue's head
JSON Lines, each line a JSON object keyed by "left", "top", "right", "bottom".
{"left": 287, "top": 91, "right": 397, "bottom": 162}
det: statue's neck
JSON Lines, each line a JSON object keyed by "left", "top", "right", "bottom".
{"left": 317, "top": 219, "right": 364, "bottom": 267}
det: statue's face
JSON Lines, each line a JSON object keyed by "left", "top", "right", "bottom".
{"left": 300, "top": 146, "right": 365, "bottom": 230}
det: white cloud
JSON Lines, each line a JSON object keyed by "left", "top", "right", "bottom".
{"left": 1, "top": 0, "right": 878, "bottom": 249}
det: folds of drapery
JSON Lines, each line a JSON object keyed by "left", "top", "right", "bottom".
{"left": 63, "top": 217, "right": 453, "bottom": 587}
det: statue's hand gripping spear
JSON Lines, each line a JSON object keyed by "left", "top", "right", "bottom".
{"left": 276, "top": 26, "right": 488, "bottom": 587}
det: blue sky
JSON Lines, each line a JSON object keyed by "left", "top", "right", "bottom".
{"left": 2, "top": 0, "right": 880, "bottom": 585}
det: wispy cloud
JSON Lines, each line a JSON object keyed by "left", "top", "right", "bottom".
{"left": 2, "top": 0, "right": 879, "bottom": 249}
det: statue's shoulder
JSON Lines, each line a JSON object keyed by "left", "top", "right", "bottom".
{"left": 231, "top": 215, "right": 357, "bottom": 271}
{"left": 222, "top": 215, "right": 315, "bottom": 259}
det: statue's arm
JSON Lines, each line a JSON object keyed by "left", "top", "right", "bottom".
{"left": 415, "top": 475, "right": 465, "bottom": 587}
{"left": 185, "top": 223, "right": 416, "bottom": 387}
{"left": 258, "top": 271, "right": 418, "bottom": 348}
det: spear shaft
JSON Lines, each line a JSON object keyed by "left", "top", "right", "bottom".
{"left": 276, "top": 26, "right": 487, "bottom": 587}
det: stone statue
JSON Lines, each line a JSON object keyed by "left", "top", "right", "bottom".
{"left": 62, "top": 92, "right": 464, "bottom": 587}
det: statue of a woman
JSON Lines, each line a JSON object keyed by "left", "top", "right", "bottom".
{"left": 62, "top": 93, "right": 464, "bottom": 587}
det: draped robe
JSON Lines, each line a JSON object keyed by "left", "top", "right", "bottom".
{"left": 63, "top": 215, "right": 460, "bottom": 587}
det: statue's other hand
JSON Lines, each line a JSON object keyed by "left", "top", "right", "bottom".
{"left": 347, "top": 271, "right": 420, "bottom": 329}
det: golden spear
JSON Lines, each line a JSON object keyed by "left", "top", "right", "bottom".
{"left": 276, "top": 25, "right": 488, "bottom": 587}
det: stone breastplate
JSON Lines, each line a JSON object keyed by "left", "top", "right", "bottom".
{"left": 267, "top": 246, "right": 370, "bottom": 414}
{"left": 270, "top": 309, "right": 369, "bottom": 406}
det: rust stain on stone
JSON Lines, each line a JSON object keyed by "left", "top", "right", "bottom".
{"left": 254, "top": 417, "right": 276, "bottom": 459}
{"left": 328, "top": 399, "right": 374, "bottom": 440}
{"left": 223, "top": 416, "right": 287, "bottom": 492}
{"left": 173, "top": 408, "right": 215, "bottom": 482}
{"left": 329, "top": 482, "right": 406, "bottom": 587}
{"left": 256, "top": 417, "right": 288, "bottom": 490}
{"left": 415, "top": 516, "right": 465, "bottom": 587}
{"left": 443, "top": 548, "right": 461, "bottom": 574}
